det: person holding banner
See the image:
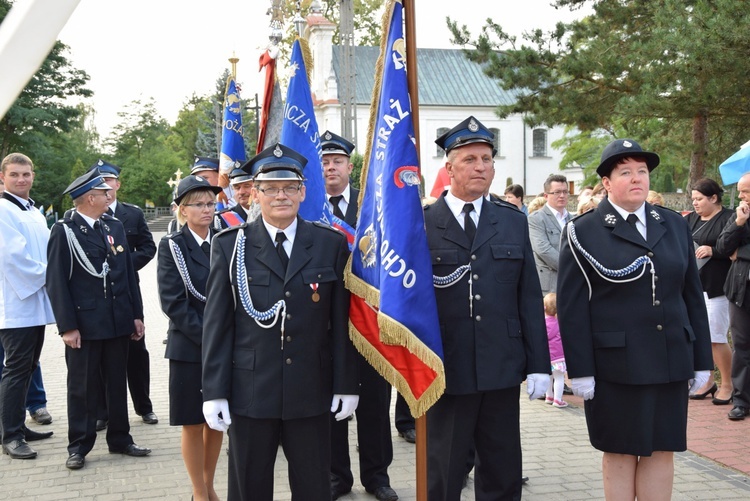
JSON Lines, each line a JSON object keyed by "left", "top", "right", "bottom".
{"left": 323, "top": 131, "right": 398, "bottom": 501}
{"left": 201, "top": 143, "right": 359, "bottom": 500}
{"left": 425, "top": 116, "right": 550, "bottom": 500}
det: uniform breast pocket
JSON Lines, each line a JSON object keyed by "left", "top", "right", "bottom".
{"left": 302, "top": 267, "right": 338, "bottom": 309}
{"left": 245, "top": 269, "right": 270, "bottom": 309}
{"left": 430, "top": 249, "right": 459, "bottom": 275}
{"left": 491, "top": 244, "right": 523, "bottom": 282}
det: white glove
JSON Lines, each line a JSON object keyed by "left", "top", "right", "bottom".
{"left": 571, "top": 376, "right": 596, "bottom": 400}
{"left": 526, "top": 373, "right": 550, "bottom": 401}
{"left": 331, "top": 394, "right": 359, "bottom": 421}
{"left": 202, "top": 398, "right": 232, "bottom": 432}
{"left": 689, "top": 370, "right": 711, "bottom": 395}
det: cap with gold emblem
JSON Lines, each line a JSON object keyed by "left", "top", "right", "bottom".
{"left": 245, "top": 143, "right": 307, "bottom": 182}
{"left": 435, "top": 116, "right": 496, "bottom": 155}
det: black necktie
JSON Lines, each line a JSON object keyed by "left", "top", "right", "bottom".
{"left": 201, "top": 241, "right": 210, "bottom": 259}
{"left": 275, "top": 232, "right": 289, "bottom": 270}
{"left": 93, "top": 220, "right": 103, "bottom": 236}
{"left": 330, "top": 195, "right": 345, "bottom": 220}
{"left": 107, "top": 207, "right": 114, "bottom": 216}
{"left": 626, "top": 214, "right": 643, "bottom": 239}
{"left": 463, "top": 203, "right": 476, "bottom": 242}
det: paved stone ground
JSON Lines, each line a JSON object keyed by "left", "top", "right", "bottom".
{"left": 2, "top": 230, "right": 750, "bottom": 500}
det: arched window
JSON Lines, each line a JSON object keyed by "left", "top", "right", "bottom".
{"left": 489, "top": 128, "right": 500, "bottom": 157}
{"left": 436, "top": 127, "right": 449, "bottom": 157}
{"left": 532, "top": 129, "right": 548, "bottom": 157}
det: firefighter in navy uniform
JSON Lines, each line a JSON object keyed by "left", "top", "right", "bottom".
{"left": 201, "top": 143, "right": 359, "bottom": 500}
{"left": 87, "top": 160, "right": 158, "bottom": 429}
{"left": 46, "top": 170, "right": 152, "bottom": 471}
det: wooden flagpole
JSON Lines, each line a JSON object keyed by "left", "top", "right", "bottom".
{"left": 403, "top": 1, "right": 427, "bottom": 500}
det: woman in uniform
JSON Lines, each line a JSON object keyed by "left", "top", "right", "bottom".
{"left": 557, "top": 139, "right": 712, "bottom": 500}
{"left": 157, "top": 175, "right": 223, "bottom": 501}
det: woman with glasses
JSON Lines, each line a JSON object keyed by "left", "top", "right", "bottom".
{"left": 157, "top": 175, "right": 223, "bottom": 501}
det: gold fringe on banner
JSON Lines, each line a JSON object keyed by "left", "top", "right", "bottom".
{"left": 297, "top": 37, "right": 314, "bottom": 84}
{"left": 343, "top": 0, "right": 445, "bottom": 418}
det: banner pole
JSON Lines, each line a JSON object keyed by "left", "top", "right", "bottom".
{"left": 403, "top": 4, "right": 427, "bottom": 500}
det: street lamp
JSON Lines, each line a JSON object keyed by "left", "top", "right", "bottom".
{"left": 293, "top": 1, "right": 306, "bottom": 37}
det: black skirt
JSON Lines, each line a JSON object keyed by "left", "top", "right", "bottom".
{"left": 169, "top": 359, "right": 206, "bottom": 426}
{"left": 584, "top": 379, "right": 688, "bottom": 456}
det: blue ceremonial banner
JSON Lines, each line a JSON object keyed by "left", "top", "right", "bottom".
{"left": 346, "top": 0, "right": 444, "bottom": 417}
{"left": 280, "top": 39, "right": 331, "bottom": 223}
{"left": 220, "top": 76, "right": 246, "bottom": 209}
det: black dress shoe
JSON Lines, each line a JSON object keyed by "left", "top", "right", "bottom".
{"left": 521, "top": 476, "right": 529, "bottom": 485}
{"left": 2, "top": 439, "right": 37, "bottom": 459}
{"left": 728, "top": 406, "right": 750, "bottom": 420}
{"left": 23, "top": 426, "right": 53, "bottom": 441}
{"left": 563, "top": 384, "right": 573, "bottom": 395}
{"left": 368, "top": 486, "right": 398, "bottom": 501}
{"left": 110, "top": 443, "right": 152, "bottom": 457}
{"left": 141, "top": 412, "right": 159, "bottom": 424}
{"left": 398, "top": 428, "right": 416, "bottom": 443}
{"left": 96, "top": 419, "right": 108, "bottom": 431}
{"left": 66, "top": 453, "right": 85, "bottom": 470}
{"left": 331, "top": 483, "right": 352, "bottom": 500}
{"left": 713, "top": 395, "right": 733, "bottom": 405}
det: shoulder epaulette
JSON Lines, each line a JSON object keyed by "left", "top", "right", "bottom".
{"left": 313, "top": 221, "right": 346, "bottom": 235}
{"left": 121, "top": 201, "right": 141, "bottom": 209}
{"left": 490, "top": 199, "right": 521, "bottom": 211}
{"left": 215, "top": 223, "right": 247, "bottom": 237}
{"left": 101, "top": 213, "right": 117, "bottom": 221}
{"left": 652, "top": 204, "right": 679, "bottom": 215}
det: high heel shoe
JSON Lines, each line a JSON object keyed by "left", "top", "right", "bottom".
{"left": 713, "top": 395, "right": 733, "bottom": 405}
{"left": 689, "top": 382, "right": 717, "bottom": 400}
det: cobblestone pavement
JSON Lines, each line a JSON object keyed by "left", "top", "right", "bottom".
{"left": 2, "top": 231, "right": 750, "bottom": 500}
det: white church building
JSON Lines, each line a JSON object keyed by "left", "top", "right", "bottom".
{"left": 305, "top": 11, "right": 583, "bottom": 197}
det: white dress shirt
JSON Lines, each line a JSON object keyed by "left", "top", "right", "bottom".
{"left": 444, "top": 192, "right": 482, "bottom": 230}
{"left": 262, "top": 217, "right": 298, "bottom": 258}
{"left": 0, "top": 197, "right": 55, "bottom": 328}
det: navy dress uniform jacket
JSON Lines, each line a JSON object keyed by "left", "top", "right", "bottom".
{"left": 557, "top": 198, "right": 713, "bottom": 383}
{"left": 157, "top": 225, "right": 212, "bottom": 363}
{"left": 201, "top": 216, "right": 359, "bottom": 420}
{"left": 46, "top": 212, "right": 143, "bottom": 339}
{"left": 113, "top": 201, "right": 156, "bottom": 273}
{"left": 424, "top": 197, "right": 550, "bottom": 395}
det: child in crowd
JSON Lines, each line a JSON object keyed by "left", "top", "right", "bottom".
{"left": 544, "top": 293, "right": 567, "bottom": 408}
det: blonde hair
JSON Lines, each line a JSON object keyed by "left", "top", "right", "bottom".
{"left": 543, "top": 292, "right": 557, "bottom": 316}
{"left": 647, "top": 190, "right": 664, "bottom": 206}
{"left": 527, "top": 196, "right": 546, "bottom": 214}
{"left": 576, "top": 197, "right": 599, "bottom": 215}
{"left": 176, "top": 189, "right": 216, "bottom": 226}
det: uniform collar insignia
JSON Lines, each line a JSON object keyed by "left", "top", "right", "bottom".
{"left": 79, "top": 225, "right": 88, "bottom": 234}
{"left": 604, "top": 213, "right": 617, "bottom": 225}
{"left": 650, "top": 209, "right": 661, "bottom": 221}
{"left": 103, "top": 223, "right": 110, "bottom": 232}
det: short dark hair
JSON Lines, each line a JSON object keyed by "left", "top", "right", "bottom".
{"left": 504, "top": 184, "right": 524, "bottom": 198}
{"left": 691, "top": 178, "right": 724, "bottom": 202}
{"left": 543, "top": 174, "right": 567, "bottom": 193}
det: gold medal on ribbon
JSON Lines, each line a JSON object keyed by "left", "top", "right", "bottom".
{"left": 310, "top": 283, "right": 320, "bottom": 302}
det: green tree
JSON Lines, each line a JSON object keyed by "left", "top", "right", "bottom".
{"left": 106, "top": 99, "right": 183, "bottom": 207}
{"left": 0, "top": 0, "right": 93, "bottom": 159}
{"left": 448, "top": 0, "right": 750, "bottom": 188}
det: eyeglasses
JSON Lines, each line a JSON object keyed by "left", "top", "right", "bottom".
{"left": 547, "top": 190, "right": 569, "bottom": 197}
{"left": 257, "top": 186, "right": 302, "bottom": 197}
{"left": 184, "top": 202, "right": 217, "bottom": 210}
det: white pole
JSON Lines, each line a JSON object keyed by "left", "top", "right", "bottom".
{"left": 0, "top": 0, "right": 82, "bottom": 119}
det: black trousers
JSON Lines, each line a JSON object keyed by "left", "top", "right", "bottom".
{"left": 427, "top": 387, "right": 522, "bottom": 501}
{"left": 97, "top": 335, "right": 152, "bottom": 420}
{"left": 730, "top": 302, "right": 750, "bottom": 408}
{"left": 330, "top": 353, "right": 393, "bottom": 492}
{"left": 0, "top": 325, "right": 44, "bottom": 444}
{"left": 66, "top": 336, "right": 133, "bottom": 455}
{"left": 394, "top": 392, "right": 414, "bottom": 433}
{"left": 228, "top": 412, "right": 330, "bottom": 501}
